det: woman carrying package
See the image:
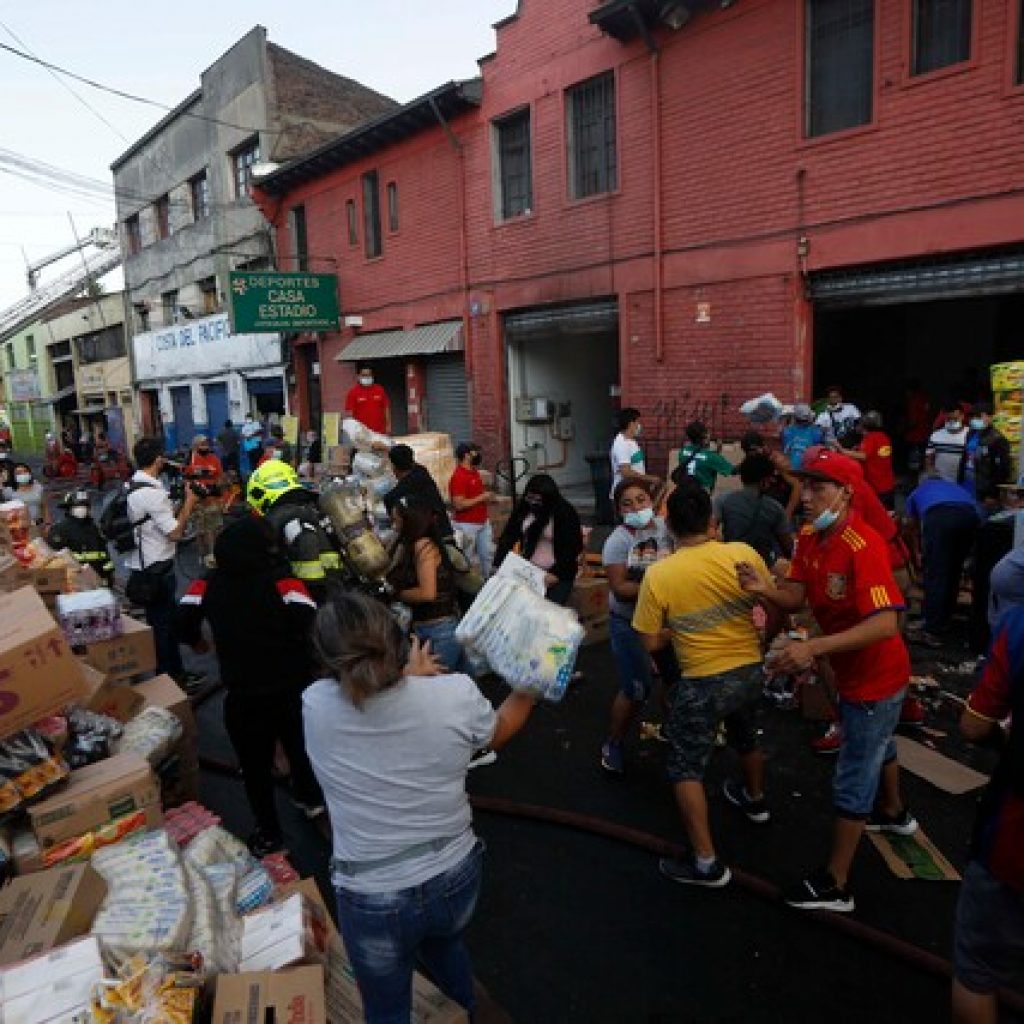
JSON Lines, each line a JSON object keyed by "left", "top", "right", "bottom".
{"left": 304, "top": 592, "right": 538, "bottom": 1023}
{"left": 600, "top": 479, "right": 679, "bottom": 775}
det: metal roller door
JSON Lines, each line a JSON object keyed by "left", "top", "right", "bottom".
{"left": 425, "top": 355, "right": 471, "bottom": 445}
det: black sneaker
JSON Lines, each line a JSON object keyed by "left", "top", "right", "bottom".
{"left": 865, "top": 807, "right": 919, "bottom": 836}
{"left": 783, "top": 868, "right": 854, "bottom": 913}
{"left": 723, "top": 779, "right": 770, "bottom": 824}
{"left": 247, "top": 828, "right": 285, "bottom": 858}
{"left": 659, "top": 856, "right": 731, "bottom": 888}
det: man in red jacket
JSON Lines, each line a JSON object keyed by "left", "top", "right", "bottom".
{"left": 344, "top": 364, "right": 390, "bottom": 435}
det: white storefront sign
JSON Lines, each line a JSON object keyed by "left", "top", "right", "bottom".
{"left": 132, "top": 313, "right": 282, "bottom": 383}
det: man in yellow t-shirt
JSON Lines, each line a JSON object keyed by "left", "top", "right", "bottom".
{"left": 633, "top": 477, "right": 771, "bottom": 889}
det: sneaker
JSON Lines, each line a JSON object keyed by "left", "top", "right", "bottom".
{"left": 783, "top": 868, "right": 855, "bottom": 913}
{"left": 600, "top": 740, "right": 624, "bottom": 774}
{"left": 175, "top": 670, "right": 207, "bottom": 695}
{"left": 291, "top": 797, "right": 326, "bottom": 820}
{"left": 247, "top": 828, "right": 285, "bottom": 858}
{"left": 811, "top": 722, "right": 842, "bottom": 755}
{"left": 659, "top": 856, "right": 731, "bottom": 888}
{"left": 899, "top": 695, "right": 926, "bottom": 726}
{"left": 723, "top": 779, "right": 770, "bottom": 824}
{"left": 865, "top": 807, "right": 919, "bottom": 836}
{"left": 468, "top": 748, "right": 498, "bottom": 770}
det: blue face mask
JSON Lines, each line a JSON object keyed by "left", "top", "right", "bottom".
{"left": 623, "top": 508, "right": 654, "bottom": 529}
{"left": 969, "top": 418, "right": 985, "bottom": 431}
{"left": 811, "top": 508, "right": 840, "bottom": 532}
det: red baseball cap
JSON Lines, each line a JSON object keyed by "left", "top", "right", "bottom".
{"left": 796, "top": 447, "right": 862, "bottom": 489}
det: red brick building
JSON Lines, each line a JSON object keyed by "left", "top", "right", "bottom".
{"left": 256, "top": 0, "right": 1024, "bottom": 489}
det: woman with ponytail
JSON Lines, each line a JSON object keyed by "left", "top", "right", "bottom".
{"left": 303, "top": 592, "right": 539, "bottom": 1023}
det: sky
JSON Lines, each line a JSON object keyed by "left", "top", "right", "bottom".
{"left": 0, "top": 0, "right": 517, "bottom": 310}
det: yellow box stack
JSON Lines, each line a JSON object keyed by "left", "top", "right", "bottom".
{"left": 990, "top": 361, "right": 1024, "bottom": 480}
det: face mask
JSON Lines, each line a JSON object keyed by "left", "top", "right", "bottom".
{"left": 70, "top": 506, "right": 89, "bottom": 520}
{"left": 524, "top": 495, "right": 543, "bottom": 509}
{"left": 969, "top": 418, "right": 985, "bottom": 431}
{"left": 360, "top": 376, "right": 374, "bottom": 387}
{"left": 811, "top": 508, "right": 840, "bottom": 532}
{"left": 270, "top": 450, "right": 283, "bottom": 460}
{"left": 15, "top": 474, "right": 31, "bottom": 486}
{"left": 946, "top": 419, "right": 963, "bottom": 432}
{"left": 634, "top": 424, "right": 643, "bottom": 437}
{"left": 623, "top": 508, "right": 654, "bottom": 529}
{"left": 470, "top": 453, "right": 482, "bottom": 467}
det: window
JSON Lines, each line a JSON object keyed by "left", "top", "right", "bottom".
{"left": 4, "top": 345, "right": 13, "bottom": 371}
{"left": 134, "top": 304, "right": 150, "bottom": 332}
{"left": 362, "top": 170, "right": 382, "bottom": 259}
{"left": 161, "top": 290, "right": 178, "bottom": 326}
{"left": 25, "top": 336, "right": 36, "bottom": 363}
{"left": 290, "top": 205, "right": 309, "bottom": 271}
{"left": 232, "top": 138, "right": 261, "bottom": 198}
{"left": 805, "top": 0, "right": 875, "bottom": 138}
{"left": 49, "top": 340, "right": 71, "bottom": 360}
{"left": 155, "top": 195, "right": 170, "bottom": 240}
{"left": 912, "top": 0, "right": 971, "bottom": 75}
{"left": 190, "top": 172, "right": 210, "bottom": 220}
{"left": 199, "top": 277, "right": 218, "bottom": 315}
{"left": 495, "top": 109, "right": 533, "bottom": 220}
{"left": 346, "top": 200, "right": 358, "bottom": 246}
{"left": 386, "top": 182, "right": 399, "bottom": 232}
{"left": 77, "top": 326, "right": 126, "bottom": 365}
{"left": 566, "top": 72, "right": 617, "bottom": 199}
{"left": 125, "top": 214, "right": 141, "bottom": 255}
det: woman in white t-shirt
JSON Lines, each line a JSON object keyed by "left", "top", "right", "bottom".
{"left": 8, "top": 462, "right": 49, "bottom": 527}
{"left": 600, "top": 480, "right": 677, "bottom": 774}
{"left": 303, "top": 592, "right": 538, "bottom": 1023}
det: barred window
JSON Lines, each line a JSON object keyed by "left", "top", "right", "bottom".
{"left": 495, "top": 109, "right": 532, "bottom": 219}
{"left": 805, "top": 0, "right": 874, "bottom": 138}
{"left": 566, "top": 73, "right": 617, "bottom": 199}
{"left": 912, "top": 0, "right": 971, "bottom": 75}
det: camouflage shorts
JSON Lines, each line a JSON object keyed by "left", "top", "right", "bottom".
{"left": 665, "top": 662, "right": 763, "bottom": 782}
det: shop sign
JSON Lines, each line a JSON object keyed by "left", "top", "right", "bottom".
{"left": 229, "top": 272, "right": 340, "bottom": 333}
{"left": 8, "top": 369, "right": 40, "bottom": 402}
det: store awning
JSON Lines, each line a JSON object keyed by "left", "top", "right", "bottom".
{"left": 30, "top": 385, "right": 76, "bottom": 406}
{"left": 504, "top": 300, "right": 619, "bottom": 339}
{"left": 337, "top": 320, "right": 464, "bottom": 362}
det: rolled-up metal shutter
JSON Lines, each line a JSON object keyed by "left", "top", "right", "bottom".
{"left": 425, "top": 355, "right": 471, "bottom": 445}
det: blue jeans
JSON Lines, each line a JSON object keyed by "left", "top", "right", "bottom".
{"left": 610, "top": 613, "right": 654, "bottom": 701}
{"left": 834, "top": 688, "right": 906, "bottom": 818}
{"left": 413, "top": 617, "right": 466, "bottom": 674}
{"left": 335, "top": 842, "right": 483, "bottom": 1023}
{"left": 456, "top": 521, "right": 493, "bottom": 577}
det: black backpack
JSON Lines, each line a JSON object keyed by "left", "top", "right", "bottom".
{"left": 100, "top": 480, "right": 154, "bottom": 554}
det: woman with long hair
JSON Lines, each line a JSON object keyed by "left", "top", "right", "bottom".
{"left": 387, "top": 495, "right": 464, "bottom": 671}
{"left": 304, "top": 592, "right": 538, "bottom": 1022}
{"left": 493, "top": 473, "right": 582, "bottom": 605}
{"left": 7, "top": 461, "right": 49, "bottom": 527}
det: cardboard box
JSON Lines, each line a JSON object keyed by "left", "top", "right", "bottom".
{"left": 134, "top": 674, "right": 196, "bottom": 741}
{"left": 0, "top": 588, "right": 84, "bottom": 742}
{"left": 8, "top": 828, "right": 43, "bottom": 877}
{"left": 569, "top": 578, "right": 609, "bottom": 620}
{"left": 240, "top": 892, "right": 331, "bottom": 973}
{"left": 276, "top": 879, "right": 468, "bottom": 1024}
{"left": 0, "top": 864, "right": 107, "bottom": 966}
{"left": 81, "top": 614, "right": 156, "bottom": 682}
{"left": 28, "top": 752, "right": 161, "bottom": 849}
{"left": 212, "top": 965, "right": 326, "bottom": 1024}
{"left": 0, "top": 935, "right": 105, "bottom": 1024}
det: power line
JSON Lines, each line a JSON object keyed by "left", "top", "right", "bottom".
{"left": 0, "top": 40, "right": 278, "bottom": 136}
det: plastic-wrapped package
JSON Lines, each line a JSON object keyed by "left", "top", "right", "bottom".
{"left": 0, "top": 728, "right": 69, "bottom": 821}
{"left": 65, "top": 706, "right": 123, "bottom": 769}
{"left": 201, "top": 862, "right": 241, "bottom": 972}
{"left": 455, "top": 575, "right": 583, "bottom": 701}
{"left": 57, "top": 588, "right": 123, "bottom": 645}
{"left": 739, "top": 392, "right": 785, "bottom": 423}
{"left": 164, "top": 802, "right": 221, "bottom": 848}
{"left": 43, "top": 808, "right": 149, "bottom": 868}
{"left": 185, "top": 825, "right": 253, "bottom": 875}
{"left": 91, "top": 831, "right": 192, "bottom": 964}
{"left": 351, "top": 450, "right": 387, "bottom": 478}
{"left": 235, "top": 863, "right": 274, "bottom": 916}
{"left": 182, "top": 861, "right": 238, "bottom": 976}
{"left": 114, "top": 707, "right": 183, "bottom": 766}
{"left": 85, "top": 952, "right": 202, "bottom": 1024}
{"left": 342, "top": 417, "right": 393, "bottom": 452}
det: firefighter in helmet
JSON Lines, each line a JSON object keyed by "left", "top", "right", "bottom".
{"left": 246, "top": 460, "right": 341, "bottom": 604}
{"left": 47, "top": 490, "right": 115, "bottom": 585}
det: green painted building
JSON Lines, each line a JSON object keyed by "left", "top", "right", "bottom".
{"left": 2, "top": 322, "right": 54, "bottom": 454}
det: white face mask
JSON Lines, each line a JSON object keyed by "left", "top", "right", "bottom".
{"left": 359, "top": 376, "right": 374, "bottom": 387}
{"left": 70, "top": 506, "right": 89, "bottom": 519}
{"left": 15, "top": 473, "right": 31, "bottom": 486}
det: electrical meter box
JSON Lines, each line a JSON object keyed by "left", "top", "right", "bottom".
{"left": 515, "top": 397, "right": 553, "bottom": 423}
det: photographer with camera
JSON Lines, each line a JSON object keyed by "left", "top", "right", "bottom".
{"left": 125, "top": 437, "right": 204, "bottom": 687}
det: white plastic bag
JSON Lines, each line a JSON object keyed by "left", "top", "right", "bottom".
{"left": 739, "top": 392, "right": 785, "bottom": 424}
{"left": 494, "top": 551, "right": 547, "bottom": 595}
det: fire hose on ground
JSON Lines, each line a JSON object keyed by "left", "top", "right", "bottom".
{"left": 195, "top": 751, "right": 1024, "bottom": 1016}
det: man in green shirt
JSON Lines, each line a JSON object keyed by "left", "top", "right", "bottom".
{"left": 677, "top": 421, "right": 737, "bottom": 493}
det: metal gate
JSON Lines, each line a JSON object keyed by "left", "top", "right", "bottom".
{"left": 425, "top": 355, "right": 470, "bottom": 444}
{"left": 170, "top": 386, "right": 194, "bottom": 452}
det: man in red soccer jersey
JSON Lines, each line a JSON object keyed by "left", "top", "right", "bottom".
{"left": 344, "top": 364, "right": 391, "bottom": 435}
{"left": 449, "top": 442, "right": 496, "bottom": 577}
{"left": 738, "top": 448, "right": 917, "bottom": 912}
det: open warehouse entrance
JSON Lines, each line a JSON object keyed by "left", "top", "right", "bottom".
{"left": 811, "top": 248, "right": 1024, "bottom": 467}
